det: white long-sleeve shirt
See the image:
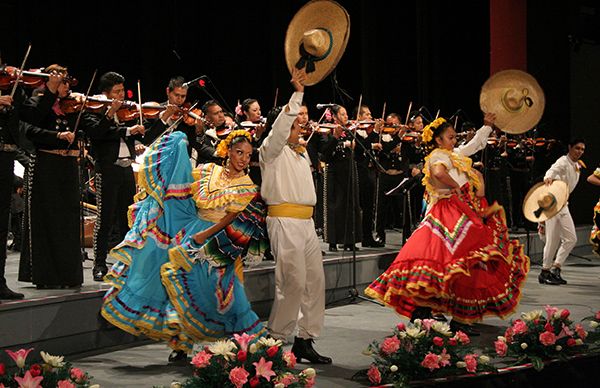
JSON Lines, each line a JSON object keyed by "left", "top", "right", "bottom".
{"left": 259, "top": 91, "right": 316, "bottom": 206}
{"left": 544, "top": 155, "right": 581, "bottom": 193}
{"left": 455, "top": 125, "right": 493, "bottom": 156}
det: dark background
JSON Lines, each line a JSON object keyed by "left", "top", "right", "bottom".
{"left": 0, "top": 0, "right": 598, "bottom": 224}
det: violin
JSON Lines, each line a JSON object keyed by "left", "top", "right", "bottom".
{"left": 170, "top": 102, "right": 204, "bottom": 126}
{"left": 401, "top": 131, "right": 421, "bottom": 143}
{"left": 59, "top": 95, "right": 149, "bottom": 122}
{"left": 0, "top": 65, "right": 78, "bottom": 89}
{"left": 381, "top": 124, "right": 408, "bottom": 134}
{"left": 239, "top": 117, "right": 266, "bottom": 129}
{"left": 299, "top": 121, "right": 334, "bottom": 136}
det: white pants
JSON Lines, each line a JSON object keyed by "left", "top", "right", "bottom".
{"left": 542, "top": 205, "right": 577, "bottom": 269}
{"left": 266, "top": 216, "right": 325, "bottom": 340}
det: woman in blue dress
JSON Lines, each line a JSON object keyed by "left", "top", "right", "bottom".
{"left": 101, "top": 129, "right": 268, "bottom": 362}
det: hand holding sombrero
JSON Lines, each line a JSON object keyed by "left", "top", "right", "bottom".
{"left": 285, "top": 0, "right": 350, "bottom": 86}
{"left": 523, "top": 180, "right": 569, "bottom": 223}
{"left": 480, "top": 69, "right": 545, "bottom": 134}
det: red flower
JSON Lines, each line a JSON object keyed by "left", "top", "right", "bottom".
{"left": 544, "top": 322, "right": 554, "bottom": 333}
{"left": 463, "top": 354, "right": 478, "bottom": 373}
{"left": 595, "top": 311, "right": 600, "bottom": 320}
{"left": 380, "top": 336, "right": 400, "bottom": 355}
{"left": 567, "top": 338, "right": 577, "bottom": 347}
{"left": 494, "top": 340, "right": 508, "bottom": 356}
{"left": 448, "top": 338, "right": 458, "bottom": 346}
{"left": 433, "top": 337, "right": 444, "bottom": 346}
{"left": 421, "top": 353, "right": 441, "bottom": 371}
{"left": 0, "top": 362, "right": 5, "bottom": 376}
{"left": 560, "top": 309, "right": 570, "bottom": 320}
{"left": 237, "top": 350, "right": 247, "bottom": 362}
{"left": 367, "top": 365, "right": 381, "bottom": 384}
{"left": 266, "top": 345, "right": 279, "bottom": 358}
{"left": 249, "top": 376, "right": 260, "bottom": 387}
{"left": 396, "top": 322, "right": 406, "bottom": 331}
{"left": 29, "top": 363, "right": 42, "bottom": 377}
{"left": 539, "top": 331, "right": 557, "bottom": 346}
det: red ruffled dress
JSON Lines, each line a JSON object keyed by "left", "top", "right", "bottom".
{"left": 365, "top": 148, "right": 530, "bottom": 323}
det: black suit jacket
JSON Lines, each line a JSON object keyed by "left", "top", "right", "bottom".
{"left": 85, "top": 112, "right": 141, "bottom": 168}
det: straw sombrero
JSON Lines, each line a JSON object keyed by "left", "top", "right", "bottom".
{"left": 480, "top": 69, "right": 545, "bottom": 134}
{"left": 285, "top": 0, "right": 350, "bottom": 86}
{"left": 522, "top": 180, "right": 569, "bottom": 223}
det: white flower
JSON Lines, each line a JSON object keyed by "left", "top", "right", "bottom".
{"left": 556, "top": 345, "right": 562, "bottom": 351}
{"left": 521, "top": 310, "right": 543, "bottom": 322}
{"left": 208, "top": 340, "right": 237, "bottom": 361}
{"left": 497, "top": 336, "right": 507, "bottom": 342}
{"left": 456, "top": 361, "right": 467, "bottom": 368}
{"left": 590, "top": 321, "right": 599, "bottom": 329}
{"left": 40, "top": 351, "right": 65, "bottom": 368}
{"left": 405, "top": 327, "right": 426, "bottom": 338}
{"left": 249, "top": 343, "right": 258, "bottom": 354}
{"left": 170, "top": 383, "right": 182, "bottom": 388}
{"left": 479, "top": 355, "right": 490, "bottom": 364}
{"left": 390, "top": 365, "right": 398, "bottom": 372}
{"left": 362, "top": 348, "right": 373, "bottom": 356}
{"left": 302, "top": 367, "right": 316, "bottom": 378}
{"left": 521, "top": 343, "right": 528, "bottom": 349}
{"left": 89, "top": 385, "right": 101, "bottom": 388}
{"left": 575, "top": 339, "right": 583, "bottom": 346}
{"left": 431, "top": 321, "right": 453, "bottom": 337}
{"left": 275, "top": 384, "right": 285, "bottom": 388}
{"left": 257, "top": 336, "right": 283, "bottom": 348}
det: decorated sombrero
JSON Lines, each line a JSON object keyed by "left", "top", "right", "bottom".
{"left": 284, "top": 0, "right": 350, "bottom": 86}
{"left": 480, "top": 69, "right": 545, "bottom": 135}
{"left": 522, "top": 180, "right": 569, "bottom": 223}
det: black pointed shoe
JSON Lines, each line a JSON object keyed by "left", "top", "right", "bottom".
{"left": 328, "top": 244, "right": 338, "bottom": 252}
{"left": 550, "top": 267, "right": 567, "bottom": 285}
{"left": 0, "top": 286, "right": 24, "bottom": 300}
{"left": 92, "top": 264, "right": 108, "bottom": 282}
{"left": 538, "top": 269, "right": 562, "bottom": 285}
{"left": 168, "top": 350, "right": 187, "bottom": 363}
{"left": 291, "top": 337, "right": 332, "bottom": 364}
{"left": 410, "top": 306, "right": 432, "bottom": 323}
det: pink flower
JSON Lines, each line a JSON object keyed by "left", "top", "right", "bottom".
{"left": 0, "top": 363, "right": 4, "bottom": 376}
{"left": 380, "top": 336, "right": 401, "bottom": 355}
{"left": 512, "top": 320, "right": 527, "bottom": 335}
{"left": 266, "top": 345, "right": 279, "bottom": 358}
{"left": 29, "top": 364, "right": 42, "bottom": 377}
{"left": 567, "top": 338, "right": 577, "bottom": 347}
{"left": 367, "top": 365, "right": 381, "bottom": 384}
{"left": 57, "top": 381, "right": 76, "bottom": 388}
{"left": 560, "top": 309, "right": 570, "bottom": 320}
{"left": 544, "top": 322, "right": 554, "bottom": 333}
{"left": 6, "top": 348, "right": 34, "bottom": 368}
{"left": 324, "top": 109, "right": 333, "bottom": 122}
{"left": 454, "top": 331, "right": 471, "bottom": 345}
{"left": 539, "top": 331, "right": 557, "bottom": 346}
{"left": 233, "top": 333, "right": 256, "bottom": 352}
{"left": 575, "top": 324, "right": 588, "bottom": 340}
{"left": 421, "top": 352, "right": 441, "bottom": 371}
{"left": 229, "top": 366, "right": 250, "bottom": 388}
{"left": 433, "top": 336, "right": 444, "bottom": 347}
{"left": 595, "top": 311, "right": 600, "bottom": 320}
{"left": 557, "top": 323, "right": 574, "bottom": 340}
{"left": 448, "top": 338, "right": 458, "bottom": 346}
{"left": 305, "top": 376, "right": 316, "bottom": 388}
{"left": 283, "top": 351, "right": 296, "bottom": 368}
{"left": 439, "top": 348, "right": 451, "bottom": 367}
{"left": 396, "top": 322, "right": 406, "bottom": 331}
{"left": 463, "top": 354, "right": 478, "bottom": 373}
{"left": 494, "top": 339, "right": 508, "bottom": 356}
{"left": 421, "top": 319, "right": 435, "bottom": 331}
{"left": 14, "top": 370, "right": 43, "bottom": 388}
{"left": 253, "top": 357, "right": 276, "bottom": 382}
{"left": 276, "top": 373, "right": 297, "bottom": 386}
{"left": 544, "top": 305, "right": 559, "bottom": 320}
{"left": 504, "top": 327, "right": 514, "bottom": 343}
{"left": 191, "top": 350, "right": 212, "bottom": 368}
{"left": 237, "top": 350, "right": 247, "bottom": 362}
{"left": 70, "top": 367, "right": 86, "bottom": 383}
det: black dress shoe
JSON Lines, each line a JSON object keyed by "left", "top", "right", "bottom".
{"left": 432, "top": 313, "right": 448, "bottom": 322}
{"left": 328, "top": 244, "right": 338, "bottom": 252}
{"left": 362, "top": 239, "right": 385, "bottom": 248}
{"left": 0, "top": 286, "right": 24, "bottom": 300}
{"left": 291, "top": 337, "right": 332, "bottom": 364}
{"left": 450, "top": 320, "right": 480, "bottom": 336}
{"left": 538, "top": 269, "right": 562, "bottom": 285}
{"left": 410, "top": 306, "right": 432, "bottom": 322}
{"left": 550, "top": 267, "right": 567, "bottom": 285}
{"left": 168, "top": 350, "right": 188, "bottom": 363}
{"left": 93, "top": 264, "right": 108, "bottom": 282}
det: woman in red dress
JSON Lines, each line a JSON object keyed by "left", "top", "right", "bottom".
{"left": 365, "top": 117, "right": 529, "bottom": 334}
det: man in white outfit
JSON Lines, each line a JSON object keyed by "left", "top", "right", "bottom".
{"left": 539, "top": 138, "right": 586, "bottom": 285}
{"left": 259, "top": 68, "right": 331, "bottom": 364}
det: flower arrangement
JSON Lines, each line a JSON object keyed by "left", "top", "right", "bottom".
{"left": 582, "top": 310, "right": 600, "bottom": 348}
{"left": 179, "top": 333, "right": 316, "bottom": 388}
{"left": 362, "top": 319, "right": 495, "bottom": 387}
{"left": 0, "top": 348, "right": 97, "bottom": 388}
{"left": 493, "top": 305, "right": 588, "bottom": 370}
{"left": 216, "top": 130, "right": 253, "bottom": 158}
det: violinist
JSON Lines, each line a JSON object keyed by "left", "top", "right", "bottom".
{"left": 321, "top": 104, "right": 362, "bottom": 252}
{"left": 482, "top": 127, "right": 510, "bottom": 221}
{"left": 195, "top": 100, "right": 230, "bottom": 165}
{"left": 402, "top": 111, "right": 427, "bottom": 232}
{"left": 506, "top": 134, "right": 535, "bottom": 230}
{"left": 85, "top": 71, "right": 145, "bottom": 282}
{"left": 353, "top": 104, "right": 384, "bottom": 248}
{"left": 144, "top": 76, "right": 203, "bottom": 160}
{"left": 237, "top": 98, "right": 266, "bottom": 186}
{"left": 16, "top": 64, "right": 83, "bottom": 290}
{"left": 375, "top": 113, "right": 408, "bottom": 245}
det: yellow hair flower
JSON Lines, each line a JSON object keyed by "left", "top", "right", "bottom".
{"left": 216, "top": 129, "right": 253, "bottom": 158}
{"left": 421, "top": 117, "right": 447, "bottom": 144}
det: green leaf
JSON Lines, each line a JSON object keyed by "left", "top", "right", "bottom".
{"left": 530, "top": 356, "right": 544, "bottom": 371}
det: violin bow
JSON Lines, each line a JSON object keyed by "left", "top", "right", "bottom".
{"left": 69, "top": 69, "right": 98, "bottom": 150}
{"left": 273, "top": 87, "right": 279, "bottom": 109}
{"left": 148, "top": 100, "right": 201, "bottom": 149}
{"left": 137, "top": 80, "right": 143, "bottom": 127}
{"left": 404, "top": 101, "right": 412, "bottom": 126}
{"left": 9, "top": 43, "right": 32, "bottom": 99}
{"left": 379, "top": 101, "right": 386, "bottom": 142}
{"left": 435, "top": 109, "right": 440, "bottom": 120}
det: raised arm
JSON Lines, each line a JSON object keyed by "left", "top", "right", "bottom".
{"left": 457, "top": 112, "right": 496, "bottom": 156}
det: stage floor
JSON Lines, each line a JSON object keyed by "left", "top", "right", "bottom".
{"left": 2, "top": 230, "right": 599, "bottom": 387}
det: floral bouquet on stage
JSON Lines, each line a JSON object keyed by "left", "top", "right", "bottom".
{"left": 582, "top": 310, "right": 600, "bottom": 349}
{"left": 180, "top": 334, "right": 316, "bottom": 388}
{"left": 0, "top": 348, "right": 97, "bottom": 388}
{"left": 362, "top": 319, "right": 496, "bottom": 387}
{"left": 493, "top": 305, "right": 588, "bottom": 370}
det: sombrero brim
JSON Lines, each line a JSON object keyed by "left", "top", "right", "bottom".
{"left": 285, "top": 0, "right": 350, "bottom": 86}
{"left": 522, "top": 180, "right": 569, "bottom": 223}
{"left": 480, "top": 69, "right": 545, "bottom": 135}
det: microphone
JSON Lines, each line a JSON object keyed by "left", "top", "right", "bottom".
{"left": 316, "top": 103, "right": 336, "bottom": 109}
{"left": 183, "top": 75, "right": 207, "bottom": 88}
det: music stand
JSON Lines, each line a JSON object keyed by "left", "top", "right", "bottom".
{"left": 385, "top": 174, "right": 421, "bottom": 244}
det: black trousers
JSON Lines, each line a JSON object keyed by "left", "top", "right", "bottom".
{"left": 357, "top": 165, "right": 376, "bottom": 242}
{"left": 375, "top": 173, "right": 404, "bottom": 241}
{"left": 0, "top": 150, "right": 14, "bottom": 286}
{"left": 93, "top": 163, "right": 136, "bottom": 264}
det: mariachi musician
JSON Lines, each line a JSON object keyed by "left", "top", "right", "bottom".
{"left": 195, "top": 100, "right": 232, "bottom": 165}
